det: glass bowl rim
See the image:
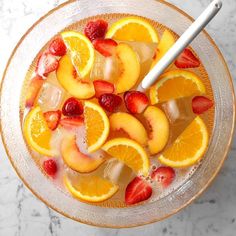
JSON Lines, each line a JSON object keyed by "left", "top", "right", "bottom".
{"left": 0, "top": 0, "right": 235, "bottom": 228}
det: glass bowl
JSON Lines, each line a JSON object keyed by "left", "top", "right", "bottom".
{"left": 0, "top": 0, "right": 235, "bottom": 228}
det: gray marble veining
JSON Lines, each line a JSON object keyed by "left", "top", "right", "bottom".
{"left": 0, "top": 0, "right": 235, "bottom": 235}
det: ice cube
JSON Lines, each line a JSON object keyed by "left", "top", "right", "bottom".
{"left": 162, "top": 98, "right": 195, "bottom": 124}
{"left": 126, "top": 41, "right": 157, "bottom": 63}
{"left": 90, "top": 52, "right": 119, "bottom": 82}
{"left": 162, "top": 98, "right": 195, "bottom": 141}
{"left": 103, "top": 55, "right": 119, "bottom": 82}
{"left": 90, "top": 52, "right": 106, "bottom": 81}
{"left": 38, "top": 82, "right": 64, "bottom": 111}
{"left": 103, "top": 158, "right": 124, "bottom": 183}
{"left": 162, "top": 99, "right": 181, "bottom": 123}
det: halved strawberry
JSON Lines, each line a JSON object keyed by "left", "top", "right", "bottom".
{"left": 192, "top": 96, "right": 214, "bottom": 114}
{"left": 84, "top": 19, "right": 108, "bottom": 42}
{"left": 99, "top": 93, "right": 122, "bottom": 112}
{"left": 124, "top": 91, "right": 149, "bottom": 114}
{"left": 175, "top": 48, "right": 200, "bottom": 68}
{"left": 25, "top": 75, "right": 44, "bottom": 107}
{"left": 93, "top": 39, "right": 118, "bottom": 57}
{"left": 151, "top": 166, "right": 175, "bottom": 187}
{"left": 62, "top": 97, "right": 84, "bottom": 117}
{"left": 43, "top": 110, "right": 61, "bottom": 131}
{"left": 60, "top": 117, "right": 84, "bottom": 130}
{"left": 93, "top": 80, "right": 115, "bottom": 98}
{"left": 49, "top": 37, "right": 67, "bottom": 56}
{"left": 36, "top": 52, "right": 59, "bottom": 77}
{"left": 125, "top": 177, "right": 152, "bottom": 205}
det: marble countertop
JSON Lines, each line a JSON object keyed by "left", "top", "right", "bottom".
{"left": 0, "top": 0, "right": 235, "bottom": 235}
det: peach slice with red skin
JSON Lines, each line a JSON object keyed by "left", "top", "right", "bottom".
{"left": 25, "top": 75, "right": 44, "bottom": 107}
{"left": 115, "top": 43, "right": 141, "bottom": 93}
{"left": 109, "top": 112, "right": 148, "bottom": 146}
{"left": 151, "top": 29, "right": 175, "bottom": 68}
{"left": 61, "top": 135, "right": 105, "bottom": 173}
{"left": 56, "top": 55, "right": 95, "bottom": 99}
{"left": 144, "top": 106, "right": 169, "bottom": 155}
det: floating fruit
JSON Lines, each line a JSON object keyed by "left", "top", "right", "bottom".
{"left": 124, "top": 91, "right": 149, "bottom": 114}
{"left": 109, "top": 112, "right": 148, "bottom": 146}
{"left": 43, "top": 159, "right": 58, "bottom": 176}
{"left": 23, "top": 106, "right": 56, "bottom": 156}
{"left": 192, "top": 96, "right": 214, "bottom": 114}
{"left": 25, "top": 75, "right": 44, "bottom": 107}
{"left": 158, "top": 116, "right": 209, "bottom": 167}
{"left": 84, "top": 101, "right": 110, "bottom": 153}
{"left": 125, "top": 177, "right": 152, "bottom": 205}
{"left": 93, "top": 38, "right": 118, "bottom": 57}
{"left": 106, "top": 16, "right": 159, "bottom": 43}
{"left": 98, "top": 93, "right": 122, "bottom": 112}
{"left": 36, "top": 52, "right": 59, "bottom": 77}
{"left": 49, "top": 37, "right": 67, "bottom": 56}
{"left": 102, "top": 138, "right": 149, "bottom": 176}
{"left": 61, "top": 31, "right": 95, "bottom": 78}
{"left": 151, "top": 166, "right": 175, "bottom": 187}
{"left": 149, "top": 70, "right": 206, "bottom": 104}
{"left": 60, "top": 117, "right": 84, "bottom": 130}
{"left": 151, "top": 29, "right": 175, "bottom": 68}
{"left": 84, "top": 19, "right": 108, "bottom": 42}
{"left": 61, "top": 135, "right": 104, "bottom": 173}
{"left": 144, "top": 106, "right": 169, "bottom": 155}
{"left": 175, "top": 48, "right": 200, "bottom": 68}
{"left": 93, "top": 80, "right": 115, "bottom": 98}
{"left": 43, "top": 110, "right": 61, "bottom": 131}
{"left": 62, "top": 97, "right": 83, "bottom": 117}
{"left": 64, "top": 174, "right": 118, "bottom": 202}
{"left": 115, "top": 43, "right": 140, "bottom": 93}
{"left": 57, "top": 55, "right": 95, "bottom": 99}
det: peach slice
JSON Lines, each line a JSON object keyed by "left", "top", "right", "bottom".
{"left": 61, "top": 135, "right": 104, "bottom": 173}
{"left": 151, "top": 29, "right": 175, "bottom": 68}
{"left": 115, "top": 43, "right": 140, "bottom": 93}
{"left": 144, "top": 106, "right": 169, "bottom": 155}
{"left": 109, "top": 112, "right": 148, "bottom": 146}
{"left": 56, "top": 55, "right": 95, "bottom": 99}
{"left": 25, "top": 75, "right": 44, "bottom": 107}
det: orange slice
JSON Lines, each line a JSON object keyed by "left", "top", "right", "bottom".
{"left": 84, "top": 101, "right": 110, "bottom": 153}
{"left": 106, "top": 16, "right": 159, "bottom": 43}
{"left": 149, "top": 70, "right": 206, "bottom": 104}
{"left": 158, "top": 116, "right": 209, "bottom": 167}
{"left": 23, "top": 106, "right": 56, "bottom": 156}
{"left": 61, "top": 31, "right": 94, "bottom": 78}
{"left": 102, "top": 138, "right": 150, "bottom": 176}
{"left": 64, "top": 174, "right": 118, "bottom": 203}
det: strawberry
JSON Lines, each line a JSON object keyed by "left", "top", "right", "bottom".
{"left": 36, "top": 52, "right": 59, "bottom": 77}
{"left": 84, "top": 19, "right": 108, "bottom": 41}
{"left": 151, "top": 166, "right": 175, "bottom": 187}
{"left": 192, "top": 96, "right": 214, "bottom": 114}
{"left": 99, "top": 94, "right": 122, "bottom": 112}
{"left": 60, "top": 117, "right": 84, "bottom": 130}
{"left": 25, "top": 75, "right": 44, "bottom": 107}
{"left": 175, "top": 48, "right": 200, "bottom": 68}
{"left": 43, "top": 159, "right": 58, "bottom": 176}
{"left": 124, "top": 91, "right": 149, "bottom": 114}
{"left": 125, "top": 177, "right": 152, "bottom": 205}
{"left": 93, "top": 39, "right": 118, "bottom": 57}
{"left": 62, "top": 97, "right": 83, "bottom": 117}
{"left": 43, "top": 110, "right": 61, "bottom": 131}
{"left": 93, "top": 80, "right": 115, "bottom": 98}
{"left": 49, "top": 37, "right": 67, "bottom": 56}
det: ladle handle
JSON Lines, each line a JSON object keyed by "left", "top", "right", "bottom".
{"left": 139, "top": 0, "right": 222, "bottom": 90}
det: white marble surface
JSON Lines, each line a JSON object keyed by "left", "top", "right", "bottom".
{"left": 0, "top": 0, "right": 235, "bottom": 235}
